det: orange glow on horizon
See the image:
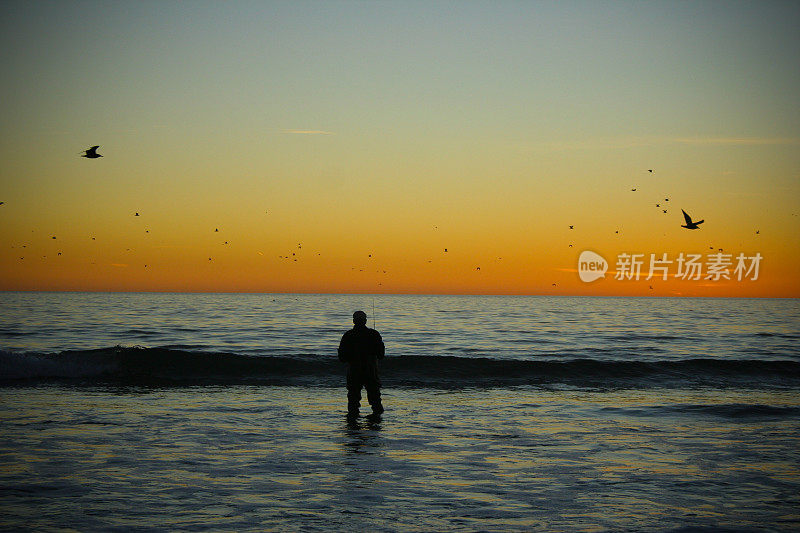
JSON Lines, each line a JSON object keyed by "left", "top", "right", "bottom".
{"left": 1, "top": 3, "right": 798, "bottom": 296}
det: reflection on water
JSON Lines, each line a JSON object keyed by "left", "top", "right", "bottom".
{"left": 1, "top": 386, "right": 799, "bottom": 531}
{"left": 1, "top": 292, "right": 799, "bottom": 530}
{"left": 344, "top": 414, "right": 383, "bottom": 454}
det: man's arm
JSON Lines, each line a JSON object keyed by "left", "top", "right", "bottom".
{"left": 375, "top": 331, "right": 385, "bottom": 360}
{"left": 338, "top": 332, "right": 351, "bottom": 363}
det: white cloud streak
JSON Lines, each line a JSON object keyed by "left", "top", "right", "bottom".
{"left": 539, "top": 136, "right": 800, "bottom": 152}
{"left": 283, "top": 129, "right": 334, "bottom": 135}
{"left": 672, "top": 137, "right": 800, "bottom": 146}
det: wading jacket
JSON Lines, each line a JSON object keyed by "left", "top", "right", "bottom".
{"left": 338, "top": 325, "right": 385, "bottom": 372}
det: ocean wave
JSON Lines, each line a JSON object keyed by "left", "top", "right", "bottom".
{"left": 0, "top": 329, "right": 29, "bottom": 337}
{"left": 754, "top": 332, "right": 800, "bottom": 339}
{"left": 2, "top": 347, "right": 799, "bottom": 389}
{"left": 600, "top": 403, "right": 800, "bottom": 420}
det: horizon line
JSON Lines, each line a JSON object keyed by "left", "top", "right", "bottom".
{"left": 0, "top": 289, "right": 795, "bottom": 299}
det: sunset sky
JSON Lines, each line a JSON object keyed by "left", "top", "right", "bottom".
{"left": 1, "top": 1, "right": 798, "bottom": 296}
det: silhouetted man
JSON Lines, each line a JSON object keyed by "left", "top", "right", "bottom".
{"left": 338, "top": 310, "right": 384, "bottom": 416}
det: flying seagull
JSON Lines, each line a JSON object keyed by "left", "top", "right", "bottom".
{"left": 81, "top": 146, "right": 102, "bottom": 158}
{"left": 681, "top": 209, "right": 704, "bottom": 230}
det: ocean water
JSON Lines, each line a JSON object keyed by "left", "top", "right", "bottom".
{"left": 1, "top": 293, "right": 799, "bottom": 531}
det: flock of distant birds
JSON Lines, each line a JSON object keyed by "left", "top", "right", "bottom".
{"left": 566, "top": 168, "right": 704, "bottom": 232}
{"left": 0, "top": 145, "right": 767, "bottom": 285}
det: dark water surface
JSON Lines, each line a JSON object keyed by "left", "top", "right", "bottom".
{"left": 1, "top": 293, "right": 799, "bottom": 531}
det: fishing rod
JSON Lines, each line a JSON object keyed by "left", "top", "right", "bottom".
{"left": 372, "top": 296, "right": 376, "bottom": 329}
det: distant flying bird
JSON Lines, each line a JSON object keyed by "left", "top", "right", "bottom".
{"left": 135, "top": 212, "right": 139, "bottom": 216}
{"left": 444, "top": 248, "right": 448, "bottom": 252}
{"left": 0, "top": 202, "right": 4, "bottom": 206}
{"left": 81, "top": 146, "right": 102, "bottom": 158}
{"left": 756, "top": 230, "right": 760, "bottom": 235}
{"left": 656, "top": 204, "right": 660, "bottom": 207}
{"left": 569, "top": 225, "right": 574, "bottom": 229}
{"left": 648, "top": 169, "right": 653, "bottom": 173}
{"left": 662, "top": 210, "right": 667, "bottom": 214}
{"left": 631, "top": 188, "right": 637, "bottom": 191}
{"left": 681, "top": 209, "right": 704, "bottom": 230}
{"left": 665, "top": 198, "right": 669, "bottom": 202}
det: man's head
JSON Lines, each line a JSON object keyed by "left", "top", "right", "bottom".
{"left": 353, "top": 310, "right": 367, "bottom": 326}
